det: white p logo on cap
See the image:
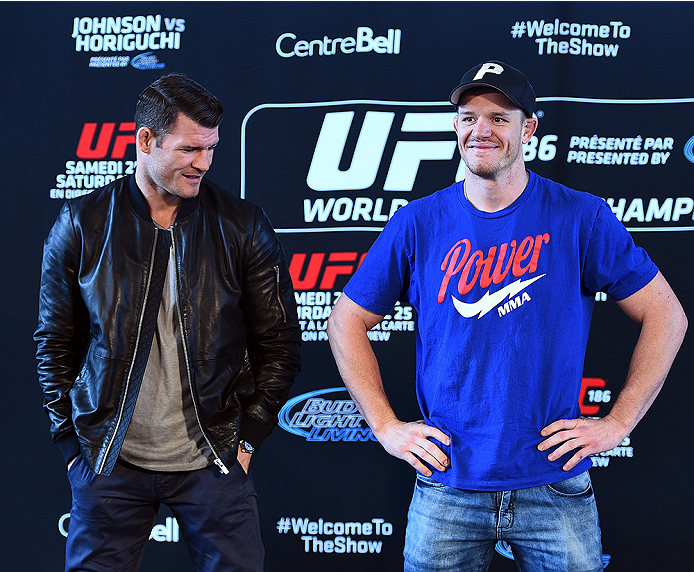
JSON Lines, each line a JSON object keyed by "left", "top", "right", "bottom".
{"left": 473, "top": 62, "right": 504, "bottom": 81}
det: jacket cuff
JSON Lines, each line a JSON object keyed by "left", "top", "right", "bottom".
{"left": 56, "top": 430, "right": 81, "bottom": 466}
{"left": 240, "top": 415, "right": 273, "bottom": 452}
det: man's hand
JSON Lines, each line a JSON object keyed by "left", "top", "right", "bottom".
{"left": 538, "top": 415, "right": 628, "bottom": 471}
{"left": 237, "top": 449, "right": 252, "bottom": 474}
{"left": 375, "top": 419, "right": 450, "bottom": 477}
{"left": 540, "top": 273, "right": 687, "bottom": 473}
{"left": 328, "top": 294, "right": 450, "bottom": 477}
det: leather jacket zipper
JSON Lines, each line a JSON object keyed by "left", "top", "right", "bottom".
{"left": 96, "top": 227, "right": 159, "bottom": 474}
{"left": 275, "top": 265, "right": 288, "bottom": 323}
{"left": 172, "top": 228, "right": 230, "bottom": 474}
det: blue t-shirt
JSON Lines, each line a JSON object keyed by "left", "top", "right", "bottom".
{"left": 343, "top": 171, "right": 657, "bottom": 490}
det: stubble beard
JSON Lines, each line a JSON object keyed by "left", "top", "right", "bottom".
{"left": 460, "top": 140, "right": 524, "bottom": 181}
{"left": 461, "top": 152, "right": 504, "bottom": 180}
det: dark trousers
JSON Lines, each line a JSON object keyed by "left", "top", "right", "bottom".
{"left": 65, "top": 456, "right": 264, "bottom": 572}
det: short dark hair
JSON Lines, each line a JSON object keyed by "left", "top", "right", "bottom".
{"left": 135, "top": 73, "right": 224, "bottom": 137}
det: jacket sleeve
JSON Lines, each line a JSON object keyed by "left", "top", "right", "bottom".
{"left": 34, "top": 203, "right": 87, "bottom": 465}
{"left": 239, "top": 207, "right": 301, "bottom": 449}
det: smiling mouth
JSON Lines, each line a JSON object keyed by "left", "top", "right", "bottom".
{"left": 467, "top": 138, "right": 498, "bottom": 148}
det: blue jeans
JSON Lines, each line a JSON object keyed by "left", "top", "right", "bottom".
{"left": 65, "top": 456, "right": 264, "bottom": 572}
{"left": 404, "top": 471, "right": 602, "bottom": 572}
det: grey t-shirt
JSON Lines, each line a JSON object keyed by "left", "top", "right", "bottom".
{"left": 120, "top": 229, "right": 211, "bottom": 471}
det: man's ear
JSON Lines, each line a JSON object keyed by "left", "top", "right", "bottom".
{"left": 522, "top": 116, "right": 538, "bottom": 144}
{"left": 137, "top": 126, "right": 156, "bottom": 154}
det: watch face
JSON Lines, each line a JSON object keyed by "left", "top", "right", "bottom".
{"left": 240, "top": 440, "right": 255, "bottom": 454}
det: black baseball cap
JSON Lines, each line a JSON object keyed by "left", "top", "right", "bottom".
{"left": 449, "top": 60, "right": 536, "bottom": 117}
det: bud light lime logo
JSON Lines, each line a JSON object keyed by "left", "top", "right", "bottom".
{"left": 278, "top": 387, "right": 377, "bottom": 442}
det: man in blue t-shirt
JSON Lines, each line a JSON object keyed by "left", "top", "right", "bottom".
{"left": 327, "top": 61, "right": 687, "bottom": 572}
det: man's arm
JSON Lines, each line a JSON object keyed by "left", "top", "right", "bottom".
{"left": 327, "top": 293, "right": 450, "bottom": 476}
{"left": 538, "top": 271, "right": 687, "bottom": 470}
{"left": 34, "top": 203, "right": 88, "bottom": 467}
{"left": 237, "top": 208, "right": 302, "bottom": 452}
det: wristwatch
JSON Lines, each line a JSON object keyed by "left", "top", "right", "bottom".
{"left": 239, "top": 440, "right": 256, "bottom": 455}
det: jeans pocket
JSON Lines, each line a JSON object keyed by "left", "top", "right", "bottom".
{"left": 66, "top": 454, "right": 83, "bottom": 481}
{"left": 546, "top": 471, "right": 593, "bottom": 497}
{"left": 416, "top": 474, "right": 446, "bottom": 488}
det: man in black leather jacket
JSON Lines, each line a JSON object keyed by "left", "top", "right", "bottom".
{"left": 35, "top": 73, "right": 301, "bottom": 572}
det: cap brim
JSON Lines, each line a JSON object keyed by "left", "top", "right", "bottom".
{"left": 449, "top": 81, "right": 525, "bottom": 114}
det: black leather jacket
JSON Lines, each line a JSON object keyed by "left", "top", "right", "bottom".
{"left": 35, "top": 175, "right": 301, "bottom": 476}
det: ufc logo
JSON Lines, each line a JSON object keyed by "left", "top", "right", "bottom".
{"left": 76, "top": 122, "right": 135, "bottom": 159}
{"left": 289, "top": 252, "right": 367, "bottom": 290}
{"left": 306, "top": 110, "right": 461, "bottom": 192}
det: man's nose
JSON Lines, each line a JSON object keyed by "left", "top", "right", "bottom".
{"left": 471, "top": 118, "right": 493, "bottom": 138}
{"left": 192, "top": 150, "right": 213, "bottom": 171}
